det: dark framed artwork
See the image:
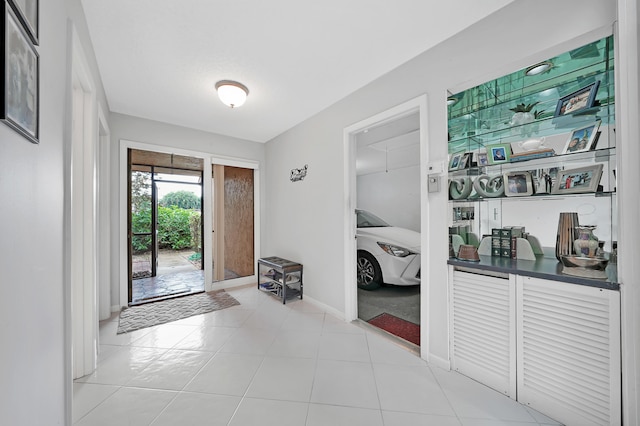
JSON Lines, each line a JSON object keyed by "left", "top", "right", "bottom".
{"left": 1, "top": 2, "right": 39, "bottom": 143}
{"left": 8, "top": 0, "right": 37, "bottom": 45}
{"left": 554, "top": 81, "right": 600, "bottom": 117}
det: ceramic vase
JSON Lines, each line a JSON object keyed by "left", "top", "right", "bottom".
{"left": 574, "top": 226, "right": 599, "bottom": 257}
{"left": 555, "top": 212, "right": 579, "bottom": 260}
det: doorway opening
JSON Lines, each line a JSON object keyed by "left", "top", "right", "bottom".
{"left": 355, "top": 111, "right": 422, "bottom": 346}
{"left": 128, "top": 149, "right": 204, "bottom": 304}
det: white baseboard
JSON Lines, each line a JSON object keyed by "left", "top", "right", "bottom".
{"left": 302, "top": 294, "right": 345, "bottom": 321}
{"left": 209, "top": 276, "right": 255, "bottom": 291}
{"left": 428, "top": 353, "right": 451, "bottom": 370}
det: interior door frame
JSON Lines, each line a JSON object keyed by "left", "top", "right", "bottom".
{"left": 209, "top": 156, "right": 260, "bottom": 291}
{"left": 343, "top": 95, "right": 429, "bottom": 358}
{"left": 119, "top": 140, "right": 212, "bottom": 307}
{"left": 67, "top": 24, "right": 98, "bottom": 382}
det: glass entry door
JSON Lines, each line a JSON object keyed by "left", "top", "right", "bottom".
{"left": 128, "top": 149, "right": 204, "bottom": 304}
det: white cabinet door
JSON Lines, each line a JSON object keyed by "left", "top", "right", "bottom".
{"left": 516, "top": 276, "right": 621, "bottom": 426}
{"left": 450, "top": 267, "right": 517, "bottom": 398}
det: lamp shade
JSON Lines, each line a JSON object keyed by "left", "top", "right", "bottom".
{"left": 215, "top": 80, "right": 249, "bottom": 108}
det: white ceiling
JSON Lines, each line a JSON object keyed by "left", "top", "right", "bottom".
{"left": 81, "top": 0, "right": 513, "bottom": 143}
{"left": 356, "top": 112, "right": 420, "bottom": 176}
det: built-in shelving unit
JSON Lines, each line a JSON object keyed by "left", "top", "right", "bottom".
{"left": 446, "top": 34, "right": 621, "bottom": 426}
{"left": 447, "top": 35, "right": 617, "bottom": 254}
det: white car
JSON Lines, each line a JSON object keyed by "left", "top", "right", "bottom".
{"left": 356, "top": 209, "right": 421, "bottom": 290}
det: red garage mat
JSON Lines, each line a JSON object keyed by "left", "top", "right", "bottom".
{"left": 367, "top": 313, "right": 420, "bottom": 346}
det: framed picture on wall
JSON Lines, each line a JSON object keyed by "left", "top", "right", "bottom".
{"left": 1, "top": 2, "right": 39, "bottom": 143}
{"left": 7, "top": 0, "right": 37, "bottom": 45}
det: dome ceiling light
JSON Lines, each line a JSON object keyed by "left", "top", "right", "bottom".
{"left": 215, "top": 80, "right": 249, "bottom": 108}
{"left": 525, "top": 61, "right": 553, "bottom": 76}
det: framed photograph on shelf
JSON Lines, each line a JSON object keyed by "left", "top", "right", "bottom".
{"left": 1, "top": 3, "right": 39, "bottom": 143}
{"left": 477, "top": 152, "right": 489, "bottom": 166}
{"left": 458, "top": 152, "right": 472, "bottom": 170}
{"left": 562, "top": 121, "right": 601, "bottom": 154}
{"left": 554, "top": 80, "right": 600, "bottom": 117}
{"left": 448, "top": 151, "right": 464, "bottom": 171}
{"left": 7, "top": 0, "right": 37, "bottom": 45}
{"left": 530, "top": 167, "right": 560, "bottom": 194}
{"left": 504, "top": 171, "right": 534, "bottom": 197}
{"left": 487, "top": 144, "right": 511, "bottom": 165}
{"left": 551, "top": 164, "right": 604, "bottom": 194}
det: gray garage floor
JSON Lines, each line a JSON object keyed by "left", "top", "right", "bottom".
{"left": 357, "top": 284, "right": 420, "bottom": 324}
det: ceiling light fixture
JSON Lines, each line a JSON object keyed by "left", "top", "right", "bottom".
{"left": 215, "top": 80, "right": 249, "bottom": 108}
{"left": 525, "top": 61, "right": 552, "bottom": 76}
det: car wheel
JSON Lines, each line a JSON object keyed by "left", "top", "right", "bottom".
{"left": 357, "top": 250, "right": 382, "bottom": 290}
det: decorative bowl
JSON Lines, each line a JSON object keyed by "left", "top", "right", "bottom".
{"left": 457, "top": 244, "right": 480, "bottom": 262}
{"left": 560, "top": 255, "right": 608, "bottom": 270}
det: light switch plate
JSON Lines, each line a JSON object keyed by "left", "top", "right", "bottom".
{"left": 427, "top": 160, "right": 445, "bottom": 175}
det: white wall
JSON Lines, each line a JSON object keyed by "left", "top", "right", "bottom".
{"left": 264, "top": 0, "right": 616, "bottom": 366}
{"left": 108, "top": 113, "right": 266, "bottom": 307}
{"left": 0, "top": 0, "right": 110, "bottom": 424}
{"left": 357, "top": 166, "right": 421, "bottom": 232}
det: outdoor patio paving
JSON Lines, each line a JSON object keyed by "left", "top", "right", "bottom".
{"left": 132, "top": 250, "right": 204, "bottom": 304}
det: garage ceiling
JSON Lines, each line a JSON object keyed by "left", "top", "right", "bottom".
{"left": 81, "top": 0, "right": 513, "bottom": 143}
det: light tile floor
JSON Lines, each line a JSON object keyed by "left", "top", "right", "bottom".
{"left": 74, "top": 285, "right": 563, "bottom": 426}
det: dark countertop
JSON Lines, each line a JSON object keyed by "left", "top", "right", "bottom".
{"left": 448, "top": 255, "right": 619, "bottom": 291}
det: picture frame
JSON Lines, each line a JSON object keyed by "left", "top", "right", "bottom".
{"left": 530, "top": 167, "right": 560, "bottom": 194}
{"left": 458, "top": 152, "right": 472, "bottom": 170}
{"left": 503, "top": 171, "right": 534, "bottom": 197}
{"left": 562, "top": 121, "right": 601, "bottom": 154}
{"left": 477, "top": 152, "right": 489, "bottom": 166}
{"left": 448, "top": 151, "right": 464, "bottom": 171}
{"left": 7, "top": 0, "right": 37, "bottom": 45}
{"left": 551, "top": 164, "right": 604, "bottom": 195}
{"left": 487, "top": 143, "right": 511, "bottom": 165}
{"left": 554, "top": 80, "right": 600, "bottom": 117}
{"left": 1, "top": 3, "right": 39, "bottom": 143}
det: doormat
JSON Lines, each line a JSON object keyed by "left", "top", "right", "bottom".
{"left": 367, "top": 313, "right": 420, "bottom": 346}
{"left": 117, "top": 290, "right": 240, "bottom": 334}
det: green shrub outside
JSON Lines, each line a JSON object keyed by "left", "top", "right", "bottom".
{"left": 131, "top": 206, "right": 201, "bottom": 252}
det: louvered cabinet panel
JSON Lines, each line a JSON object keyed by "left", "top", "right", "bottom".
{"left": 450, "top": 267, "right": 516, "bottom": 398}
{"left": 516, "top": 276, "right": 621, "bottom": 426}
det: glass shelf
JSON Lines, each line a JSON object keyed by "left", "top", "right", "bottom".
{"left": 448, "top": 37, "right": 614, "bottom": 121}
{"left": 449, "top": 147, "right": 616, "bottom": 177}
{"left": 448, "top": 101, "right": 613, "bottom": 149}
{"left": 447, "top": 36, "right": 615, "bottom": 154}
{"left": 448, "top": 191, "right": 616, "bottom": 204}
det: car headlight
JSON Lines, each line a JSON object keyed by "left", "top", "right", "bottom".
{"left": 377, "top": 242, "right": 415, "bottom": 257}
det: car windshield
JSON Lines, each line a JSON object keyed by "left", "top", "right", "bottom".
{"left": 356, "top": 210, "right": 390, "bottom": 228}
